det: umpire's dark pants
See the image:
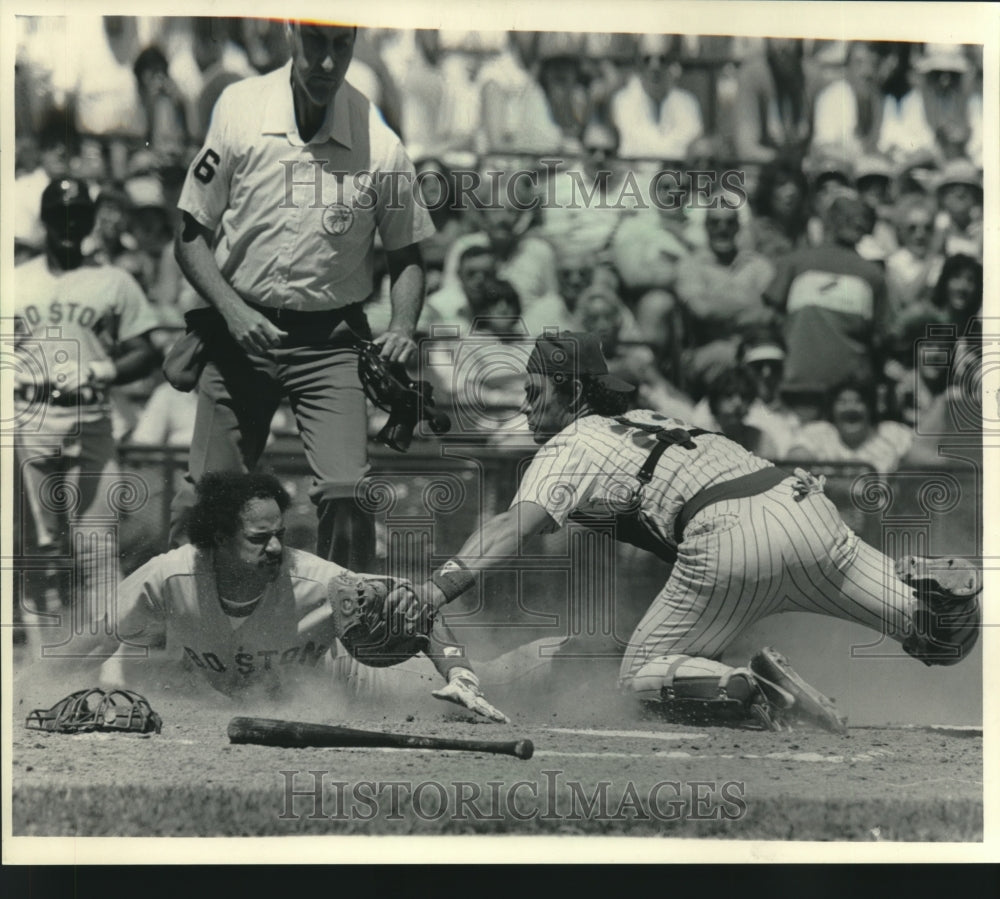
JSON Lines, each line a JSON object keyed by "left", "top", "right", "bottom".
{"left": 168, "top": 303, "right": 376, "bottom": 572}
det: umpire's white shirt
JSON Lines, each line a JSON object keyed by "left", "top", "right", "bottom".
{"left": 178, "top": 61, "right": 434, "bottom": 312}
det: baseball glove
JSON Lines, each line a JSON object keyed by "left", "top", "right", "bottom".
{"left": 329, "top": 572, "right": 432, "bottom": 668}
{"left": 25, "top": 687, "right": 162, "bottom": 735}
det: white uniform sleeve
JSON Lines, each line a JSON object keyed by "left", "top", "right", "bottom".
{"left": 373, "top": 116, "right": 436, "bottom": 251}
{"left": 111, "top": 557, "right": 169, "bottom": 643}
{"left": 112, "top": 269, "right": 161, "bottom": 343}
{"left": 176, "top": 86, "right": 237, "bottom": 231}
{"left": 511, "top": 434, "right": 600, "bottom": 527}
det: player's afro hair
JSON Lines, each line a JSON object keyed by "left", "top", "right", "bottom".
{"left": 188, "top": 472, "right": 292, "bottom": 549}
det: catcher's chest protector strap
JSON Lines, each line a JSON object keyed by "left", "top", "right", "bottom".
{"left": 613, "top": 417, "right": 712, "bottom": 487}
{"left": 566, "top": 417, "right": 715, "bottom": 565}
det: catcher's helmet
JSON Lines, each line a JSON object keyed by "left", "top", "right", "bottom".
{"left": 40, "top": 177, "right": 96, "bottom": 237}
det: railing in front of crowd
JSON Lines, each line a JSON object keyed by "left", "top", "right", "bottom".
{"left": 117, "top": 444, "right": 982, "bottom": 568}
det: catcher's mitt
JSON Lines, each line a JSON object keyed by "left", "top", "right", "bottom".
{"left": 329, "top": 573, "right": 431, "bottom": 668}
{"left": 25, "top": 687, "right": 162, "bottom": 735}
{"left": 354, "top": 336, "right": 450, "bottom": 452}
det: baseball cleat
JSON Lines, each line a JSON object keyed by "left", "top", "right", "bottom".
{"left": 895, "top": 556, "right": 981, "bottom": 599}
{"left": 750, "top": 647, "right": 848, "bottom": 735}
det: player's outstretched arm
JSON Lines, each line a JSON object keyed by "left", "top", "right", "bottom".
{"left": 388, "top": 501, "right": 557, "bottom": 627}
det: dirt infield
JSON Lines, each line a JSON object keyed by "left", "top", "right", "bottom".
{"left": 11, "top": 662, "right": 983, "bottom": 841}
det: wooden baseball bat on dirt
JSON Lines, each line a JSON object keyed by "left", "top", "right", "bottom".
{"left": 227, "top": 717, "right": 534, "bottom": 760}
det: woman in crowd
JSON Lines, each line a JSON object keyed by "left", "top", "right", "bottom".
{"left": 786, "top": 378, "right": 915, "bottom": 474}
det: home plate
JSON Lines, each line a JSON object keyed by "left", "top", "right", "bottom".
{"left": 542, "top": 727, "right": 707, "bottom": 741}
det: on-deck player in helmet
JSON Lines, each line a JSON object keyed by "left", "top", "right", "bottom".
{"left": 13, "top": 177, "right": 161, "bottom": 649}
{"left": 387, "top": 332, "right": 981, "bottom": 732}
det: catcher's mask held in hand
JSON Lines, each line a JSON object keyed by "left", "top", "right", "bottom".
{"left": 353, "top": 334, "right": 450, "bottom": 452}
{"left": 329, "top": 573, "right": 431, "bottom": 667}
{"left": 25, "top": 688, "right": 163, "bottom": 734}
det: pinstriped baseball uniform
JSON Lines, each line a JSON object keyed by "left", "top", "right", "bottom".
{"left": 511, "top": 409, "right": 920, "bottom": 685}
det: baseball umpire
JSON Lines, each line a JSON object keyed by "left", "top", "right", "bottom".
{"left": 388, "top": 333, "right": 981, "bottom": 732}
{"left": 70, "top": 471, "right": 505, "bottom": 720}
{"left": 169, "top": 20, "right": 434, "bottom": 571}
{"left": 13, "top": 177, "right": 161, "bottom": 641}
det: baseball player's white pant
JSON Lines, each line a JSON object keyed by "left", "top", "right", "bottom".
{"left": 15, "top": 416, "right": 123, "bottom": 641}
{"left": 618, "top": 474, "right": 918, "bottom": 686}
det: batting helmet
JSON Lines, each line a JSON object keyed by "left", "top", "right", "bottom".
{"left": 40, "top": 177, "right": 96, "bottom": 236}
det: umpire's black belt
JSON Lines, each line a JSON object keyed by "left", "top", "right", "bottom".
{"left": 245, "top": 300, "right": 369, "bottom": 344}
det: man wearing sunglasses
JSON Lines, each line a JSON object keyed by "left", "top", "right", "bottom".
{"left": 610, "top": 34, "right": 703, "bottom": 161}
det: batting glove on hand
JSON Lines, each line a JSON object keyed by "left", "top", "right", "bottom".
{"left": 432, "top": 667, "right": 509, "bottom": 723}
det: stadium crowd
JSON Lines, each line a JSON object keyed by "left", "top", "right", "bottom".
{"left": 14, "top": 18, "right": 984, "bottom": 475}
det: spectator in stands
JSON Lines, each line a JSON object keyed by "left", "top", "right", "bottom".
{"left": 611, "top": 34, "right": 703, "bottom": 160}
{"left": 237, "top": 17, "right": 289, "bottom": 74}
{"left": 674, "top": 201, "right": 776, "bottom": 398}
{"left": 812, "top": 41, "right": 887, "bottom": 162}
{"left": 477, "top": 31, "right": 540, "bottom": 154}
{"left": 903, "top": 327, "right": 981, "bottom": 467}
{"left": 129, "top": 378, "right": 199, "bottom": 447}
{"left": 479, "top": 32, "right": 587, "bottom": 155}
{"left": 59, "top": 16, "right": 146, "bottom": 181}
{"left": 132, "top": 45, "right": 188, "bottom": 162}
{"left": 879, "top": 44, "right": 980, "bottom": 167}
{"left": 532, "top": 32, "right": 591, "bottom": 154}
{"left": 885, "top": 194, "right": 944, "bottom": 319}
{"left": 580, "top": 33, "right": 636, "bottom": 122}
{"left": 747, "top": 156, "right": 811, "bottom": 259}
{"left": 885, "top": 321, "right": 955, "bottom": 430}
{"left": 441, "top": 185, "right": 559, "bottom": 326}
{"left": 787, "top": 377, "right": 914, "bottom": 474}
{"left": 86, "top": 184, "right": 134, "bottom": 266}
{"left": 423, "top": 244, "right": 499, "bottom": 334}
{"left": 929, "top": 253, "right": 982, "bottom": 334}
{"left": 610, "top": 166, "right": 693, "bottom": 369}
{"left": 121, "top": 175, "right": 175, "bottom": 302}
{"left": 764, "top": 188, "right": 889, "bottom": 405}
{"left": 473, "top": 278, "right": 524, "bottom": 340}
{"left": 395, "top": 30, "right": 478, "bottom": 159}
{"left": 576, "top": 286, "right": 695, "bottom": 420}
{"left": 704, "top": 367, "right": 781, "bottom": 459}
{"left": 414, "top": 157, "right": 469, "bottom": 289}
{"left": 168, "top": 17, "right": 256, "bottom": 141}
{"left": 734, "top": 38, "right": 813, "bottom": 164}
{"left": 541, "top": 119, "right": 631, "bottom": 258}
{"left": 14, "top": 113, "right": 75, "bottom": 258}
{"left": 347, "top": 29, "right": 404, "bottom": 137}
{"left": 933, "top": 158, "right": 983, "bottom": 262}
{"left": 688, "top": 325, "right": 799, "bottom": 457}
{"left": 853, "top": 154, "right": 898, "bottom": 263}
{"left": 804, "top": 152, "right": 855, "bottom": 246}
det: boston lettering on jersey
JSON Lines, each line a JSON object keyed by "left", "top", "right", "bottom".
{"left": 183, "top": 641, "right": 330, "bottom": 675}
